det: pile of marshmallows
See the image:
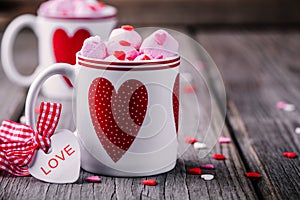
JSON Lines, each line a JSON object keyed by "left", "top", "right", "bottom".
{"left": 80, "top": 25, "right": 179, "bottom": 61}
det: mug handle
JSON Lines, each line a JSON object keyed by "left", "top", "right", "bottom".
{"left": 25, "top": 63, "right": 75, "bottom": 130}
{"left": 1, "top": 14, "right": 42, "bottom": 86}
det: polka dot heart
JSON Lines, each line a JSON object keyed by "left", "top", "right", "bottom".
{"left": 89, "top": 78, "right": 148, "bottom": 162}
{"left": 172, "top": 74, "right": 180, "bottom": 134}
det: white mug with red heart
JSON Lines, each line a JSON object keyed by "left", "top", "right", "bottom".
{"left": 1, "top": 4, "right": 117, "bottom": 99}
{"left": 25, "top": 53, "right": 180, "bottom": 177}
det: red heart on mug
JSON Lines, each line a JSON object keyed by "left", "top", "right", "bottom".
{"left": 173, "top": 74, "right": 180, "bottom": 134}
{"left": 52, "top": 28, "right": 91, "bottom": 87}
{"left": 88, "top": 78, "right": 148, "bottom": 162}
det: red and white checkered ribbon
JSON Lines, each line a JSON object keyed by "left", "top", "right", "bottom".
{"left": 0, "top": 102, "right": 62, "bottom": 176}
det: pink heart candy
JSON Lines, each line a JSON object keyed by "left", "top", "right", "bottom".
{"left": 86, "top": 176, "right": 101, "bottom": 183}
{"left": 154, "top": 32, "right": 167, "bottom": 45}
{"left": 218, "top": 136, "right": 231, "bottom": 144}
{"left": 201, "top": 164, "right": 215, "bottom": 169}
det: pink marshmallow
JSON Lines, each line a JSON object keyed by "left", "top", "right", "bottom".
{"left": 80, "top": 36, "right": 107, "bottom": 59}
{"left": 106, "top": 40, "right": 139, "bottom": 57}
{"left": 108, "top": 25, "right": 142, "bottom": 49}
{"left": 140, "top": 29, "right": 179, "bottom": 58}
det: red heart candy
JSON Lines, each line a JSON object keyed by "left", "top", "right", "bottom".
{"left": 213, "top": 154, "right": 226, "bottom": 160}
{"left": 121, "top": 25, "right": 134, "bottom": 31}
{"left": 89, "top": 78, "right": 148, "bottom": 162}
{"left": 283, "top": 152, "right": 297, "bottom": 158}
{"left": 119, "top": 40, "right": 131, "bottom": 46}
{"left": 246, "top": 172, "right": 261, "bottom": 179}
{"left": 113, "top": 51, "right": 126, "bottom": 60}
{"left": 185, "top": 137, "right": 197, "bottom": 144}
{"left": 142, "top": 179, "right": 157, "bottom": 186}
{"left": 188, "top": 168, "right": 202, "bottom": 175}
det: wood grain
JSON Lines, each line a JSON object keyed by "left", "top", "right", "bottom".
{"left": 196, "top": 31, "right": 300, "bottom": 199}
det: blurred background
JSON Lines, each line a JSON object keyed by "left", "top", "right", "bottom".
{"left": 1, "top": 0, "right": 300, "bottom": 30}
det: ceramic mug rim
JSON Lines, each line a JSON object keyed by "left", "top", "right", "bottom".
{"left": 77, "top": 53, "right": 180, "bottom": 71}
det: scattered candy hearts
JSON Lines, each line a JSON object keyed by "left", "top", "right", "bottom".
{"left": 28, "top": 130, "right": 80, "bottom": 184}
{"left": 213, "top": 154, "right": 226, "bottom": 160}
{"left": 119, "top": 40, "right": 131, "bottom": 46}
{"left": 185, "top": 137, "right": 197, "bottom": 144}
{"left": 295, "top": 127, "right": 300, "bottom": 135}
{"left": 277, "top": 101, "right": 296, "bottom": 111}
{"left": 218, "top": 136, "right": 231, "bottom": 144}
{"left": 183, "top": 85, "right": 196, "bottom": 93}
{"left": 201, "top": 174, "right": 214, "bottom": 181}
{"left": 283, "top": 104, "right": 296, "bottom": 112}
{"left": 282, "top": 152, "right": 297, "bottom": 158}
{"left": 246, "top": 172, "right": 261, "bottom": 179}
{"left": 113, "top": 51, "right": 126, "bottom": 60}
{"left": 86, "top": 176, "right": 101, "bottom": 183}
{"left": 193, "top": 142, "right": 207, "bottom": 149}
{"left": 201, "top": 164, "right": 215, "bottom": 169}
{"left": 142, "top": 179, "right": 157, "bottom": 186}
{"left": 122, "top": 25, "right": 134, "bottom": 31}
{"left": 276, "top": 101, "right": 287, "bottom": 109}
{"left": 188, "top": 168, "right": 202, "bottom": 175}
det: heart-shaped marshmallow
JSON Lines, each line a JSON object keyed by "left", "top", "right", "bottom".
{"left": 28, "top": 130, "right": 80, "bottom": 184}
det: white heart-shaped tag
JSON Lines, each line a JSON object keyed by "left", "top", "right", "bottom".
{"left": 28, "top": 129, "right": 80, "bottom": 183}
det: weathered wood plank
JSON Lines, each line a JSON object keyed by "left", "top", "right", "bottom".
{"left": 196, "top": 31, "right": 300, "bottom": 199}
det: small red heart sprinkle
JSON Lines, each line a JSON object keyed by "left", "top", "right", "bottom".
{"left": 113, "top": 51, "right": 126, "bottom": 60}
{"left": 246, "top": 172, "right": 261, "bottom": 179}
{"left": 155, "top": 55, "right": 163, "bottom": 59}
{"left": 183, "top": 85, "right": 195, "bottom": 93}
{"left": 142, "top": 55, "right": 151, "bottom": 60}
{"left": 283, "top": 152, "right": 297, "bottom": 158}
{"left": 213, "top": 154, "right": 226, "bottom": 160}
{"left": 142, "top": 179, "right": 157, "bottom": 186}
{"left": 98, "top": 2, "right": 106, "bottom": 8}
{"left": 185, "top": 136, "right": 197, "bottom": 144}
{"left": 119, "top": 40, "right": 131, "bottom": 46}
{"left": 89, "top": 5, "right": 97, "bottom": 11}
{"left": 127, "top": 56, "right": 135, "bottom": 61}
{"left": 188, "top": 168, "right": 202, "bottom": 175}
{"left": 86, "top": 176, "right": 101, "bottom": 183}
{"left": 35, "top": 107, "right": 41, "bottom": 114}
{"left": 121, "top": 25, "right": 134, "bottom": 31}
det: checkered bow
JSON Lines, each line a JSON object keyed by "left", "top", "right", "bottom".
{"left": 0, "top": 102, "right": 62, "bottom": 176}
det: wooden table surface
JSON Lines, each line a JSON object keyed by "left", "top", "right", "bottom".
{"left": 0, "top": 28, "right": 299, "bottom": 200}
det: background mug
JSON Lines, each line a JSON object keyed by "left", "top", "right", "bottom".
{"left": 25, "top": 53, "right": 180, "bottom": 177}
{"left": 1, "top": 8, "right": 117, "bottom": 99}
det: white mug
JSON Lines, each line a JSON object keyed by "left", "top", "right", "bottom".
{"left": 1, "top": 9, "right": 117, "bottom": 99}
{"left": 25, "top": 53, "right": 180, "bottom": 177}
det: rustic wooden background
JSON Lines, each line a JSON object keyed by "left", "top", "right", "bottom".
{"left": 0, "top": 0, "right": 300, "bottom": 199}
{"left": 1, "top": 0, "right": 300, "bottom": 30}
